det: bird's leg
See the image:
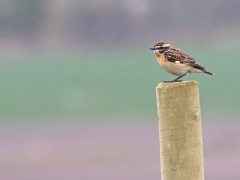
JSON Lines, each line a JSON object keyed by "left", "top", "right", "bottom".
{"left": 172, "top": 73, "right": 187, "bottom": 82}
{"left": 163, "top": 74, "right": 187, "bottom": 83}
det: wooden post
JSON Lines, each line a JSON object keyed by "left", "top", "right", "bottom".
{"left": 156, "top": 81, "right": 204, "bottom": 180}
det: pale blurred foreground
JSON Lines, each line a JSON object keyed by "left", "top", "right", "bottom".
{"left": 1, "top": 117, "right": 240, "bottom": 180}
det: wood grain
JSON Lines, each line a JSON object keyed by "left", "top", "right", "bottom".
{"left": 156, "top": 81, "right": 204, "bottom": 180}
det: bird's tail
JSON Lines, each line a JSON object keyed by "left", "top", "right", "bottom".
{"left": 205, "top": 71, "right": 215, "bottom": 76}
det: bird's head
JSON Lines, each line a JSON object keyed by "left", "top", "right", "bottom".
{"left": 150, "top": 42, "right": 171, "bottom": 56}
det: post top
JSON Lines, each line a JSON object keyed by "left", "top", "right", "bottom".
{"left": 156, "top": 81, "right": 199, "bottom": 89}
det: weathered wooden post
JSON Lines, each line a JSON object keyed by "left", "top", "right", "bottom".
{"left": 156, "top": 81, "right": 204, "bottom": 180}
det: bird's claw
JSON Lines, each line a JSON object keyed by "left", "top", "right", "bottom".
{"left": 163, "top": 80, "right": 183, "bottom": 83}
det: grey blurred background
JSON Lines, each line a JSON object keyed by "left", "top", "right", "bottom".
{"left": 0, "top": 0, "right": 240, "bottom": 179}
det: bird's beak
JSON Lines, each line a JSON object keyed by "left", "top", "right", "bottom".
{"left": 149, "top": 47, "right": 156, "bottom": 50}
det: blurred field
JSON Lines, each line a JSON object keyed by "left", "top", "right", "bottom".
{"left": 0, "top": 48, "right": 239, "bottom": 121}
{"left": 1, "top": 48, "right": 239, "bottom": 180}
{"left": 1, "top": 118, "right": 240, "bottom": 180}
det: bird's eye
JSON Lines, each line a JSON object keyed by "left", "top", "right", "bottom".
{"left": 158, "top": 47, "right": 164, "bottom": 52}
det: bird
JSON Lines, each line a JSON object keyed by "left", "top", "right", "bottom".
{"left": 150, "top": 42, "right": 214, "bottom": 82}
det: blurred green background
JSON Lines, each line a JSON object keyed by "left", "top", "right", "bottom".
{"left": 0, "top": 1, "right": 240, "bottom": 180}
{"left": 1, "top": 48, "right": 239, "bottom": 120}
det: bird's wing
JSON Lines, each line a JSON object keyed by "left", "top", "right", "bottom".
{"left": 164, "top": 48, "right": 192, "bottom": 63}
{"left": 164, "top": 48, "right": 208, "bottom": 72}
{"left": 183, "top": 56, "right": 208, "bottom": 72}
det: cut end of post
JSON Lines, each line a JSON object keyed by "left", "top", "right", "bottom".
{"left": 156, "top": 80, "right": 199, "bottom": 89}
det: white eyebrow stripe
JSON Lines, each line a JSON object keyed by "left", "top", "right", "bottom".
{"left": 162, "top": 44, "right": 170, "bottom": 47}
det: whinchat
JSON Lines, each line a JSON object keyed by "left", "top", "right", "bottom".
{"left": 150, "top": 42, "right": 214, "bottom": 82}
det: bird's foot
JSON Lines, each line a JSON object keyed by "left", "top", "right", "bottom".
{"left": 163, "top": 80, "right": 183, "bottom": 83}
